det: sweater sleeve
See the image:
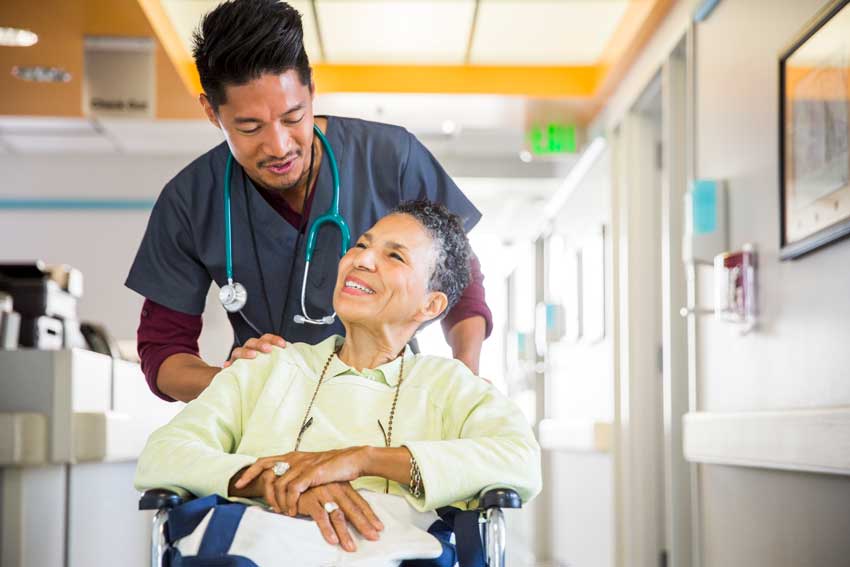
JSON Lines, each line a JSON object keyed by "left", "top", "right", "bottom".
{"left": 403, "top": 365, "right": 542, "bottom": 511}
{"left": 134, "top": 367, "right": 256, "bottom": 498}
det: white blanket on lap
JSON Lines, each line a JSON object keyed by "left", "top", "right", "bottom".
{"left": 176, "top": 491, "right": 444, "bottom": 566}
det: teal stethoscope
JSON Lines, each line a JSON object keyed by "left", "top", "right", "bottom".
{"left": 218, "top": 124, "right": 351, "bottom": 333}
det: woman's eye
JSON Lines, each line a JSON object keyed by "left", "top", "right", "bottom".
{"left": 355, "top": 242, "right": 367, "bottom": 249}
{"left": 390, "top": 252, "right": 405, "bottom": 262}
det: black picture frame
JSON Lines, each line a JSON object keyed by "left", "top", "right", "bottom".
{"left": 779, "top": 0, "right": 850, "bottom": 260}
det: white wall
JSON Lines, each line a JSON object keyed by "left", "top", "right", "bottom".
{"left": 696, "top": 0, "right": 850, "bottom": 411}
{"left": 545, "top": 150, "right": 615, "bottom": 567}
{"left": 0, "top": 153, "right": 234, "bottom": 365}
{"left": 692, "top": 0, "right": 850, "bottom": 564}
{"left": 595, "top": 0, "right": 850, "bottom": 565}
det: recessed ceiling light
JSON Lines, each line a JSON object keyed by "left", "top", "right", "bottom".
{"left": 441, "top": 120, "right": 457, "bottom": 135}
{"left": 11, "top": 66, "right": 72, "bottom": 83}
{"left": 519, "top": 150, "right": 533, "bottom": 163}
{"left": 0, "top": 27, "right": 38, "bottom": 47}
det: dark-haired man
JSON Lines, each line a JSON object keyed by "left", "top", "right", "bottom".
{"left": 125, "top": 0, "right": 492, "bottom": 403}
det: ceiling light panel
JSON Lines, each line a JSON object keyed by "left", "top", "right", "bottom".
{"left": 471, "top": 0, "right": 630, "bottom": 65}
{"left": 0, "top": 27, "right": 38, "bottom": 47}
{"left": 317, "top": 1, "right": 475, "bottom": 65}
{"left": 161, "top": 0, "right": 322, "bottom": 62}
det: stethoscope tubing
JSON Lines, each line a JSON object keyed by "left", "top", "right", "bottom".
{"left": 220, "top": 123, "right": 350, "bottom": 334}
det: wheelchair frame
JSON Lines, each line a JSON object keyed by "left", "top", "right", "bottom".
{"left": 139, "top": 487, "right": 521, "bottom": 567}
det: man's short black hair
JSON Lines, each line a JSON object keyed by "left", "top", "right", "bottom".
{"left": 192, "top": 0, "right": 312, "bottom": 110}
{"left": 392, "top": 200, "right": 472, "bottom": 315}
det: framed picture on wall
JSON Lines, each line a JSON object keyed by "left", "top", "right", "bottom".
{"left": 779, "top": 0, "right": 850, "bottom": 259}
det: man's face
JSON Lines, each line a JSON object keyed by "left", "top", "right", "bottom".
{"left": 202, "top": 70, "right": 315, "bottom": 193}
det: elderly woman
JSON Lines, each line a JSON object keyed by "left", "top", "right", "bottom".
{"left": 135, "top": 200, "right": 541, "bottom": 561}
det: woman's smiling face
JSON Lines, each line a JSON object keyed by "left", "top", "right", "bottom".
{"left": 333, "top": 213, "right": 446, "bottom": 329}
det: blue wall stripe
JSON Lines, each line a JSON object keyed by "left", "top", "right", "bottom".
{"left": 0, "top": 198, "right": 155, "bottom": 211}
{"left": 694, "top": 0, "right": 721, "bottom": 22}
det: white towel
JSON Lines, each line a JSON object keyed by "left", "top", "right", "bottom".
{"left": 175, "top": 491, "right": 444, "bottom": 566}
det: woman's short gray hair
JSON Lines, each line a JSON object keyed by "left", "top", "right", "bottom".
{"left": 392, "top": 200, "right": 471, "bottom": 314}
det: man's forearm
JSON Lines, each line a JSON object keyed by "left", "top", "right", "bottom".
{"left": 157, "top": 353, "right": 220, "bottom": 402}
{"left": 445, "top": 316, "right": 486, "bottom": 374}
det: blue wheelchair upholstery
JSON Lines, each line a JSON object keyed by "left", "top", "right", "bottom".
{"left": 139, "top": 487, "right": 521, "bottom": 567}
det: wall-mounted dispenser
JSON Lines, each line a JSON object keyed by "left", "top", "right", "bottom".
{"left": 713, "top": 244, "right": 757, "bottom": 334}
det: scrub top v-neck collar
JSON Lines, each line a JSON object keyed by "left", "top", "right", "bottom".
{"left": 238, "top": 116, "right": 342, "bottom": 335}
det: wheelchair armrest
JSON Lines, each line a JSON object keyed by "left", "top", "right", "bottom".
{"left": 139, "top": 488, "right": 184, "bottom": 511}
{"left": 479, "top": 488, "right": 522, "bottom": 510}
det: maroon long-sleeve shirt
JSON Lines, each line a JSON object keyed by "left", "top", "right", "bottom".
{"left": 138, "top": 186, "right": 492, "bottom": 401}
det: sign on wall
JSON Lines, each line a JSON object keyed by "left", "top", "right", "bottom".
{"left": 83, "top": 36, "right": 155, "bottom": 119}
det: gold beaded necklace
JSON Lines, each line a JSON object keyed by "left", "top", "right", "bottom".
{"left": 293, "top": 346, "right": 406, "bottom": 470}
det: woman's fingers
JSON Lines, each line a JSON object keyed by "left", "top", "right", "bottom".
{"left": 303, "top": 495, "right": 339, "bottom": 546}
{"left": 236, "top": 453, "right": 298, "bottom": 489}
{"left": 285, "top": 471, "right": 316, "bottom": 516}
{"left": 312, "top": 508, "right": 339, "bottom": 546}
{"left": 331, "top": 487, "right": 380, "bottom": 541}
{"left": 347, "top": 487, "right": 384, "bottom": 532}
{"left": 261, "top": 472, "right": 283, "bottom": 514}
{"left": 328, "top": 507, "right": 356, "bottom": 552}
{"left": 234, "top": 458, "right": 276, "bottom": 489}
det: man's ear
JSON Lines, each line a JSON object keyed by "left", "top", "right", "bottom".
{"left": 199, "top": 94, "right": 220, "bottom": 129}
{"left": 415, "top": 291, "right": 449, "bottom": 325}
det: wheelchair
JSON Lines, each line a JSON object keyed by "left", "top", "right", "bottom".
{"left": 140, "top": 486, "right": 521, "bottom": 567}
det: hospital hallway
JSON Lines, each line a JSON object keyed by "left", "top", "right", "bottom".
{"left": 2, "top": 0, "right": 850, "bottom": 566}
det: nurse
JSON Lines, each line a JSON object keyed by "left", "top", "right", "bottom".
{"left": 125, "top": 0, "right": 492, "bottom": 403}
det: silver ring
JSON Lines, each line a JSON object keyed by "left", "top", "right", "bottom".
{"left": 323, "top": 501, "right": 339, "bottom": 514}
{"left": 272, "top": 461, "right": 290, "bottom": 477}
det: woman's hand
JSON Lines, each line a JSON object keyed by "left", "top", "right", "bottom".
{"left": 233, "top": 448, "right": 369, "bottom": 516}
{"left": 222, "top": 333, "right": 287, "bottom": 368}
{"left": 297, "top": 482, "right": 384, "bottom": 552}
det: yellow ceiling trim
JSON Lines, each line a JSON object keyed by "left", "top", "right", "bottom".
{"left": 313, "top": 64, "right": 600, "bottom": 97}
{"left": 136, "top": 0, "right": 599, "bottom": 98}
{"left": 136, "top": 0, "right": 202, "bottom": 95}
{"left": 599, "top": 0, "right": 663, "bottom": 70}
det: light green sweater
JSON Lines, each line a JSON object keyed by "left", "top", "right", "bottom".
{"left": 135, "top": 335, "right": 542, "bottom": 511}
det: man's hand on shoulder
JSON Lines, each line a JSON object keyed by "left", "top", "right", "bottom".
{"left": 223, "top": 333, "right": 288, "bottom": 368}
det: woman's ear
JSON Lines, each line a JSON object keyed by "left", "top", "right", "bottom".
{"left": 415, "top": 291, "right": 449, "bottom": 324}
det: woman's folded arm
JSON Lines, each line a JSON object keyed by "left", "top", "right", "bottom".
{"left": 134, "top": 369, "right": 256, "bottom": 498}
{"left": 403, "top": 382, "right": 542, "bottom": 511}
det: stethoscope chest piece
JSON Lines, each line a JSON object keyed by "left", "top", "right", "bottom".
{"left": 219, "top": 280, "right": 248, "bottom": 313}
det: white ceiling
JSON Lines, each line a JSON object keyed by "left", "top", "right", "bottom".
{"left": 161, "top": 0, "right": 631, "bottom": 66}
{"left": 470, "top": 0, "right": 630, "bottom": 65}
{"left": 317, "top": 1, "right": 476, "bottom": 64}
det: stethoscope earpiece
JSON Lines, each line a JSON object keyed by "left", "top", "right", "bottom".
{"left": 292, "top": 313, "right": 336, "bottom": 326}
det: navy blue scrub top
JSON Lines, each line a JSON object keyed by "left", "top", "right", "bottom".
{"left": 125, "top": 116, "right": 482, "bottom": 348}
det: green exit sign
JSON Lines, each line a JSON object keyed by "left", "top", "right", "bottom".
{"left": 528, "top": 123, "right": 577, "bottom": 155}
